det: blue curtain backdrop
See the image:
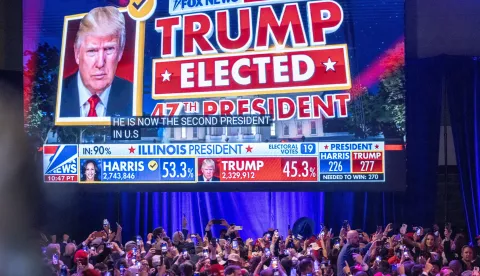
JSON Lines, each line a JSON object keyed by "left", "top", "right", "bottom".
{"left": 119, "top": 192, "right": 325, "bottom": 240}
{"left": 446, "top": 56, "right": 480, "bottom": 242}
{"left": 44, "top": 190, "right": 413, "bottom": 242}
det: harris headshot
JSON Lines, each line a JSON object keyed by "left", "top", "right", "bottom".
{"left": 199, "top": 159, "right": 220, "bottom": 182}
{"left": 81, "top": 160, "right": 101, "bottom": 182}
{"left": 56, "top": 6, "right": 137, "bottom": 125}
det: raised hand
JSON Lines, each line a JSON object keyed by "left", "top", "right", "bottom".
{"left": 343, "top": 261, "right": 351, "bottom": 275}
{"left": 221, "top": 219, "right": 229, "bottom": 227}
{"left": 397, "top": 262, "right": 405, "bottom": 275}
{"left": 261, "top": 252, "right": 268, "bottom": 263}
{"left": 423, "top": 258, "right": 433, "bottom": 274}
{"left": 116, "top": 222, "right": 123, "bottom": 232}
{"left": 400, "top": 224, "right": 408, "bottom": 235}
{"left": 353, "top": 253, "right": 363, "bottom": 264}
{"left": 182, "top": 215, "right": 188, "bottom": 229}
{"left": 225, "top": 242, "right": 232, "bottom": 254}
{"left": 108, "top": 232, "right": 116, "bottom": 242}
{"left": 385, "top": 223, "right": 393, "bottom": 233}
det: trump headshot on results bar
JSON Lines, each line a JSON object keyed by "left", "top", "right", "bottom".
{"left": 58, "top": 6, "right": 134, "bottom": 122}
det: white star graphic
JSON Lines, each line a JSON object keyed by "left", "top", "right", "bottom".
{"left": 161, "top": 69, "right": 172, "bottom": 82}
{"left": 323, "top": 58, "right": 337, "bottom": 72}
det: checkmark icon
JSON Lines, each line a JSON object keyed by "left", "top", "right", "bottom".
{"left": 128, "top": 0, "right": 156, "bottom": 21}
{"left": 132, "top": 0, "right": 147, "bottom": 10}
{"left": 148, "top": 160, "right": 158, "bottom": 171}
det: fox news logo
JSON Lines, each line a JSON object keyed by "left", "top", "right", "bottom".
{"left": 169, "top": 0, "right": 303, "bottom": 15}
{"left": 43, "top": 145, "right": 78, "bottom": 182}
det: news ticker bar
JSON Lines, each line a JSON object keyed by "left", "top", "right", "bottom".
{"left": 43, "top": 142, "right": 386, "bottom": 183}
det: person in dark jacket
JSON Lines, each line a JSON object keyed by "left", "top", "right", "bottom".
{"left": 337, "top": 230, "right": 372, "bottom": 276}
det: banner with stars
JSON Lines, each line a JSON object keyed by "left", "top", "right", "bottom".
{"left": 152, "top": 46, "right": 351, "bottom": 99}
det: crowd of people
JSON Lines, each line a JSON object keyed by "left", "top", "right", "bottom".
{"left": 41, "top": 218, "right": 480, "bottom": 276}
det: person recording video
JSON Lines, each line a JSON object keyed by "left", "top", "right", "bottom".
{"left": 81, "top": 160, "right": 101, "bottom": 182}
{"left": 199, "top": 159, "right": 220, "bottom": 182}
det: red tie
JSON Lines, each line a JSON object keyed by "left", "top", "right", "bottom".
{"left": 87, "top": 95, "right": 100, "bottom": 117}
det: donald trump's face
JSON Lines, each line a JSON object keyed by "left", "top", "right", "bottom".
{"left": 75, "top": 33, "right": 123, "bottom": 95}
{"left": 201, "top": 164, "right": 215, "bottom": 180}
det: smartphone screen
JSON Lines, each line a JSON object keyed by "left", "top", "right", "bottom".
{"left": 232, "top": 240, "right": 238, "bottom": 249}
{"left": 182, "top": 249, "right": 188, "bottom": 257}
{"left": 161, "top": 244, "right": 167, "bottom": 253}
{"left": 272, "top": 258, "right": 278, "bottom": 268}
{"left": 52, "top": 254, "right": 59, "bottom": 265}
{"left": 60, "top": 265, "right": 68, "bottom": 276}
{"left": 203, "top": 249, "right": 209, "bottom": 257}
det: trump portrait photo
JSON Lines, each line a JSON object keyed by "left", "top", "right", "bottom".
{"left": 55, "top": 6, "right": 139, "bottom": 125}
{"left": 199, "top": 159, "right": 221, "bottom": 182}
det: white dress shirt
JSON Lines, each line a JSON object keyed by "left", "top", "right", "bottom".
{"left": 78, "top": 73, "right": 111, "bottom": 117}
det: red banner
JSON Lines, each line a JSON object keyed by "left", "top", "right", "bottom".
{"left": 153, "top": 45, "right": 350, "bottom": 99}
{"left": 351, "top": 152, "right": 384, "bottom": 173}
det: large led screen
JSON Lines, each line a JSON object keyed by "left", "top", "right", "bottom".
{"left": 23, "top": 0, "right": 406, "bottom": 191}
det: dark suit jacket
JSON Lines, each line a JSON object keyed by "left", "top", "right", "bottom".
{"left": 337, "top": 243, "right": 372, "bottom": 276}
{"left": 59, "top": 73, "right": 133, "bottom": 117}
{"left": 200, "top": 175, "right": 220, "bottom": 182}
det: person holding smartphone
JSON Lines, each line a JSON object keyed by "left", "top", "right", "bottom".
{"left": 205, "top": 219, "right": 233, "bottom": 242}
{"left": 404, "top": 231, "right": 442, "bottom": 261}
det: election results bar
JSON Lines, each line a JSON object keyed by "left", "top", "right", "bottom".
{"left": 43, "top": 142, "right": 385, "bottom": 183}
